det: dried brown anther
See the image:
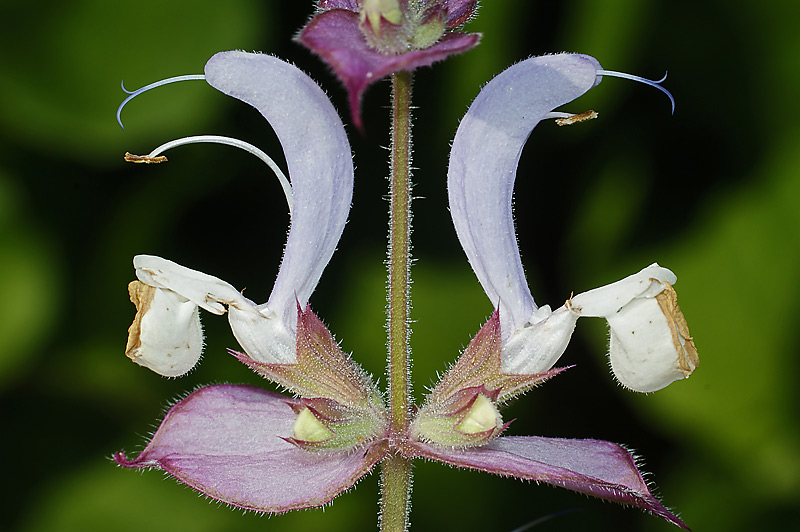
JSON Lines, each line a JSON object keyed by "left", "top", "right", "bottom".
{"left": 556, "top": 110, "right": 598, "bottom": 126}
{"left": 124, "top": 152, "right": 168, "bottom": 164}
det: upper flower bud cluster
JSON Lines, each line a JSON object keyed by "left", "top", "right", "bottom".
{"left": 358, "top": 0, "right": 448, "bottom": 53}
{"left": 298, "top": 0, "right": 480, "bottom": 128}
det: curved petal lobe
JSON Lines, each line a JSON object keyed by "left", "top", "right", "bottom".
{"left": 115, "top": 385, "right": 385, "bottom": 512}
{"left": 403, "top": 436, "right": 688, "bottom": 529}
{"left": 204, "top": 51, "right": 354, "bottom": 334}
{"left": 448, "top": 53, "right": 601, "bottom": 341}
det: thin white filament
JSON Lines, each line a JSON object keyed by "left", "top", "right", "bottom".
{"left": 147, "top": 135, "right": 294, "bottom": 214}
{"left": 596, "top": 69, "right": 675, "bottom": 114}
{"left": 543, "top": 112, "right": 572, "bottom": 120}
{"left": 117, "top": 74, "right": 206, "bottom": 129}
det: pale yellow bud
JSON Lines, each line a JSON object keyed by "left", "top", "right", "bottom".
{"left": 292, "top": 408, "right": 334, "bottom": 442}
{"left": 456, "top": 394, "right": 502, "bottom": 435}
{"left": 360, "top": 0, "right": 403, "bottom": 35}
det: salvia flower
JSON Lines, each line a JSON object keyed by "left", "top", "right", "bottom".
{"left": 116, "top": 51, "right": 692, "bottom": 528}
{"left": 297, "top": 0, "right": 481, "bottom": 128}
{"left": 445, "top": 53, "right": 696, "bottom": 393}
{"left": 121, "top": 52, "right": 356, "bottom": 384}
{"left": 117, "top": 52, "right": 389, "bottom": 510}
{"left": 410, "top": 53, "right": 695, "bottom": 528}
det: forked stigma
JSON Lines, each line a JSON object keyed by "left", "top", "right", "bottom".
{"left": 596, "top": 69, "right": 675, "bottom": 114}
{"left": 117, "top": 74, "right": 206, "bottom": 129}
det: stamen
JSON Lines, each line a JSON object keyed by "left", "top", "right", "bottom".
{"left": 595, "top": 69, "right": 675, "bottom": 114}
{"left": 544, "top": 110, "right": 599, "bottom": 126}
{"left": 117, "top": 74, "right": 206, "bottom": 130}
{"left": 125, "top": 135, "right": 294, "bottom": 213}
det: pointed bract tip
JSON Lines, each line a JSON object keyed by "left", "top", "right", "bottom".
{"left": 113, "top": 450, "right": 137, "bottom": 467}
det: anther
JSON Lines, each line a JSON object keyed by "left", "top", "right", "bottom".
{"left": 544, "top": 110, "right": 599, "bottom": 126}
{"left": 124, "top": 152, "right": 167, "bottom": 164}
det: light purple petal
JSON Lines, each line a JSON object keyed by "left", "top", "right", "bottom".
{"left": 116, "top": 385, "right": 385, "bottom": 512}
{"left": 204, "top": 52, "right": 353, "bottom": 333}
{"left": 297, "top": 9, "right": 480, "bottom": 128}
{"left": 443, "top": 0, "right": 478, "bottom": 27}
{"left": 447, "top": 54, "right": 600, "bottom": 339}
{"left": 403, "top": 436, "right": 688, "bottom": 529}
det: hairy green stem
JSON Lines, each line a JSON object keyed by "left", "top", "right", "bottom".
{"left": 387, "top": 71, "right": 412, "bottom": 430}
{"left": 380, "top": 453, "right": 413, "bottom": 532}
{"left": 380, "top": 70, "right": 413, "bottom": 531}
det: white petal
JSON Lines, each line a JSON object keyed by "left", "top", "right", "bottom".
{"left": 569, "top": 263, "right": 676, "bottom": 318}
{"left": 133, "top": 255, "right": 298, "bottom": 365}
{"left": 125, "top": 281, "right": 203, "bottom": 377}
{"left": 134, "top": 255, "right": 252, "bottom": 314}
{"left": 607, "top": 291, "right": 697, "bottom": 392}
{"left": 501, "top": 305, "right": 579, "bottom": 374}
{"left": 569, "top": 265, "right": 697, "bottom": 393}
{"left": 228, "top": 306, "right": 295, "bottom": 365}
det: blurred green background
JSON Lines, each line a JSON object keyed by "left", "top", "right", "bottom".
{"left": 2, "top": 1, "right": 798, "bottom": 530}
